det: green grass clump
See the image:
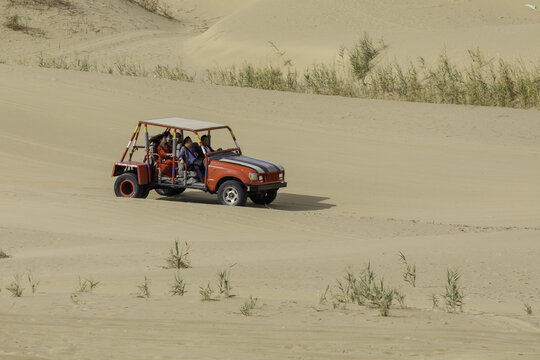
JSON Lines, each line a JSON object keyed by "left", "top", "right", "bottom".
{"left": 6, "top": 275, "right": 24, "bottom": 297}
{"left": 399, "top": 251, "right": 416, "bottom": 287}
{"left": 169, "top": 272, "right": 186, "bottom": 296}
{"left": 217, "top": 269, "right": 234, "bottom": 298}
{"left": 0, "top": 249, "right": 11, "bottom": 259}
{"left": 154, "top": 64, "right": 194, "bottom": 82}
{"left": 165, "top": 240, "right": 191, "bottom": 269}
{"left": 329, "top": 263, "right": 402, "bottom": 316}
{"left": 27, "top": 273, "right": 40, "bottom": 294}
{"left": 199, "top": 282, "right": 215, "bottom": 301}
{"left": 76, "top": 277, "right": 99, "bottom": 293}
{"left": 38, "top": 53, "right": 96, "bottom": 71}
{"left": 206, "top": 64, "right": 298, "bottom": 92}
{"left": 442, "top": 269, "right": 464, "bottom": 312}
{"left": 524, "top": 303, "right": 533, "bottom": 315}
{"left": 240, "top": 296, "right": 258, "bottom": 316}
{"left": 136, "top": 276, "right": 151, "bottom": 299}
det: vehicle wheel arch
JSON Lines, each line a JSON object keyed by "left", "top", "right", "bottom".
{"left": 214, "top": 176, "right": 245, "bottom": 193}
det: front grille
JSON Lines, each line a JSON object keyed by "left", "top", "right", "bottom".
{"left": 265, "top": 172, "right": 280, "bottom": 182}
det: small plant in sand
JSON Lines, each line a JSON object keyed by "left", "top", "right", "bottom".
{"left": 199, "top": 282, "right": 215, "bottom": 301}
{"left": 169, "top": 272, "right": 186, "bottom": 296}
{"left": 0, "top": 249, "right": 11, "bottom": 259}
{"left": 240, "top": 296, "right": 258, "bottom": 316}
{"left": 524, "top": 303, "right": 533, "bottom": 316}
{"left": 431, "top": 294, "right": 439, "bottom": 309}
{"left": 6, "top": 275, "right": 24, "bottom": 297}
{"left": 328, "top": 263, "right": 402, "bottom": 316}
{"left": 26, "top": 272, "right": 40, "bottom": 294}
{"left": 76, "top": 277, "right": 99, "bottom": 293}
{"left": 217, "top": 269, "right": 234, "bottom": 298}
{"left": 136, "top": 276, "right": 151, "bottom": 299}
{"left": 399, "top": 251, "right": 416, "bottom": 287}
{"left": 442, "top": 269, "right": 464, "bottom": 312}
{"left": 319, "top": 284, "right": 330, "bottom": 305}
{"left": 166, "top": 240, "right": 191, "bottom": 269}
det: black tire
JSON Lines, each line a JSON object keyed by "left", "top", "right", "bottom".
{"left": 155, "top": 188, "right": 186, "bottom": 197}
{"left": 139, "top": 185, "right": 150, "bottom": 199}
{"left": 217, "top": 180, "right": 247, "bottom": 206}
{"left": 250, "top": 189, "right": 278, "bottom": 205}
{"left": 114, "top": 173, "right": 143, "bottom": 198}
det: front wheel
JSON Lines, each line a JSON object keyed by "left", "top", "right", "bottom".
{"left": 155, "top": 188, "right": 186, "bottom": 197}
{"left": 250, "top": 189, "right": 278, "bottom": 205}
{"left": 217, "top": 180, "right": 247, "bottom": 206}
{"left": 114, "top": 173, "right": 144, "bottom": 198}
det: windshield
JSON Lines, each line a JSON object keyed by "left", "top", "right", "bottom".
{"left": 200, "top": 127, "right": 238, "bottom": 153}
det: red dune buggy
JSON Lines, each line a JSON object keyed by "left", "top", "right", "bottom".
{"left": 112, "top": 117, "right": 286, "bottom": 206}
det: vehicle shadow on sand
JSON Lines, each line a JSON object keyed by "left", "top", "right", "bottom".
{"left": 155, "top": 192, "right": 335, "bottom": 211}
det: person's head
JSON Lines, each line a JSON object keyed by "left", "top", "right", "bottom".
{"left": 175, "top": 131, "right": 183, "bottom": 143}
{"left": 183, "top": 136, "right": 193, "bottom": 148}
{"left": 160, "top": 131, "right": 172, "bottom": 147}
{"left": 201, "top": 135, "right": 210, "bottom": 146}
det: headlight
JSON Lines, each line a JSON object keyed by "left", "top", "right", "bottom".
{"left": 249, "top": 172, "right": 258, "bottom": 181}
{"left": 258, "top": 175, "right": 263, "bottom": 181}
{"left": 279, "top": 172, "right": 284, "bottom": 180}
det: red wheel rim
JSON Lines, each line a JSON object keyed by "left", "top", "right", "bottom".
{"left": 119, "top": 179, "right": 135, "bottom": 197}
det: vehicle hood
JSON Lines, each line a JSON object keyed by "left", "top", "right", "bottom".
{"left": 211, "top": 153, "right": 283, "bottom": 173}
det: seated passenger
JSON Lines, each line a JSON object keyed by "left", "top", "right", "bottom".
{"left": 157, "top": 132, "right": 174, "bottom": 177}
{"left": 201, "top": 135, "right": 222, "bottom": 154}
{"left": 178, "top": 136, "right": 204, "bottom": 183}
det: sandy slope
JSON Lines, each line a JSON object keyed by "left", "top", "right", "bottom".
{"left": 2, "top": 0, "right": 540, "bottom": 72}
{"left": 0, "top": 64, "right": 539, "bottom": 359}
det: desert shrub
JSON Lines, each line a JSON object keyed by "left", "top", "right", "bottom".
{"left": 217, "top": 269, "right": 233, "bottom": 298}
{"left": 442, "top": 269, "right": 464, "bottom": 312}
{"left": 136, "top": 276, "right": 151, "bottom": 298}
{"left": 240, "top": 296, "right": 258, "bottom": 316}
{"left": 398, "top": 252, "right": 416, "bottom": 287}
{"left": 169, "top": 272, "right": 186, "bottom": 296}
{"left": 348, "top": 33, "right": 386, "bottom": 84}
{"left": 27, "top": 273, "right": 40, "bottom": 294}
{"left": 206, "top": 65, "right": 299, "bottom": 92}
{"left": 0, "top": 249, "right": 10, "bottom": 259}
{"left": 6, "top": 275, "right": 24, "bottom": 297}
{"left": 154, "top": 64, "right": 194, "bottom": 82}
{"left": 329, "top": 263, "right": 402, "bottom": 316}
{"left": 524, "top": 303, "right": 533, "bottom": 315}
{"left": 199, "top": 282, "right": 215, "bottom": 301}
{"left": 76, "top": 277, "right": 99, "bottom": 293}
{"left": 165, "top": 240, "right": 191, "bottom": 269}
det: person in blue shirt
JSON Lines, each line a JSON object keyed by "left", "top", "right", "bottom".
{"left": 178, "top": 136, "right": 204, "bottom": 183}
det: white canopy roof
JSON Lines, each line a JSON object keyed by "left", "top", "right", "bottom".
{"left": 143, "top": 117, "right": 226, "bottom": 131}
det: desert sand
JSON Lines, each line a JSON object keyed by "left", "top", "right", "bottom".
{"left": 1, "top": 0, "right": 539, "bottom": 359}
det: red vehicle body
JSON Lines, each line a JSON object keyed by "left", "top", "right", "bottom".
{"left": 112, "top": 117, "right": 286, "bottom": 206}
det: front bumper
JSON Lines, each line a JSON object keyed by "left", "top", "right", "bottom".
{"left": 246, "top": 182, "right": 287, "bottom": 193}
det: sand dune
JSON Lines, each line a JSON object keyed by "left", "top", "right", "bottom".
{"left": 0, "top": 64, "right": 539, "bottom": 359}
{"left": 1, "top": 0, "right": 540, "bottom": 358}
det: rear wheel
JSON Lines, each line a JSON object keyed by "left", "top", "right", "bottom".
{"left": 114, "top": 173, "right": 144, "bottom": 198}
{"left": 250, "top": 189, "right": 278, "bottom": 205}
{"left": 217, "top": 180, "right": 247, "bottom": 206}
{"left": 155, "top": 188, "right": 186, "bottom": 197}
